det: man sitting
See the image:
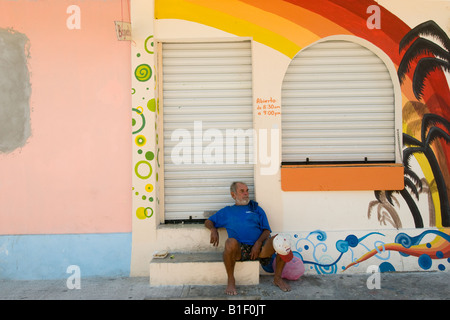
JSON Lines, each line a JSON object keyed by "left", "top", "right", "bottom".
{"left": 205, "top": 181, "right": 292, "bottom": 295}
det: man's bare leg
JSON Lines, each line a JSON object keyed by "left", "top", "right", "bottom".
{"left": 273, "top": 254, "right": 291, "bottom": 292}
{"left": 259, "top": 236, "right": 275, "bottom": 258}
{"left": 223, "top": 238, "right": 241, "bottom": 295}
{"left": 259, "top": 235, "right": 291, "bottom": 292}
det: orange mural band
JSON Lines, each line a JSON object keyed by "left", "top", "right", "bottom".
{"left": 281, "top": 163, "right": 404, "bottom": 191}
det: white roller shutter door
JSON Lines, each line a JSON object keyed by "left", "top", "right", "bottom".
{"left": 282, "top": 40, "right": 395, "bottom": 163}
{"left": 161, "top": 41, "right": 254, "bottom": 221}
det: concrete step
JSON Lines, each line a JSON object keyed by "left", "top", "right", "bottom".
{"left": 156, "top": 224, "right": 227, "bottom": 253}
{"left": 149, "top": 252, "right": 260, "bottom": 286}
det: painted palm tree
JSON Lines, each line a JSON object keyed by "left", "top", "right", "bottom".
{"left": 403, "top": 113, "right": 450, "bottom": 226}
{"left": 397, "top": 20, "right": 450, "bottom": 100}
{"left": 385, "top": 20, "right": 450, "bottom": 227}
{"left": 398, "top": 161, "right": 423, "bottom": 227}
{"left": 368, "top": 190, "right": 402, "bottom": 229}
{"left": 369, "top": 165, "right": 423, "bottom": 228}
{"left": 370, "top": 115, "right": 449, "bottom": 228}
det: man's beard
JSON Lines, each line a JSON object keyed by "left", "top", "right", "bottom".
{"left": 235, "top": 198, "right": 250, "bottom": 206}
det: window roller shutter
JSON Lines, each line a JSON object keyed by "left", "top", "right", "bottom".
{"left": 162, "top": 41, "right": 254, "bottom": 220}
{"left": 282, "top": 40, "right": 395, "bottom": 163}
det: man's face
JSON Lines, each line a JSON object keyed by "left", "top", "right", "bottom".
{"left": 232, "top": 183, "right": 249, "bottom": 205}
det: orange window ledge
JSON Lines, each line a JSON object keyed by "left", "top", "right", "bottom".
{"left": 281, "top": 163, "right": 404, "bottom": 191}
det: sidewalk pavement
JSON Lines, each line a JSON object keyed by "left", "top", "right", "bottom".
{"left": 1, "top": 271, "right": 449, "bottom": 300}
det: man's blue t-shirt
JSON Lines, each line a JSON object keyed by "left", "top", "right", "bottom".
{"left": 208, "top": 201, "right": 271, "bottom": 245}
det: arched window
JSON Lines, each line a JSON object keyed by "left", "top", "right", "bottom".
{"left": 281, "top": 38, "right": 403, "bottom": 191}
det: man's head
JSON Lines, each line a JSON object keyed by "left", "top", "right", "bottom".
{"left": 230, "top": 181, "right": 250, "bottom": 206}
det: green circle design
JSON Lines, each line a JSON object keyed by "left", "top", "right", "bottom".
{"left": 144, "top": 207, "right": 154, "bottom": 218}
{"left": 145, "top": 151, "right": 154, "bottom": 161}
{"left": 135, "top": 64, "right": 152, "bottom": 82}
{"left": 135, "top": 160, "right": 152, "bottom": 179}
{"left": 132, "top": 108, "right": 146, "bottom": 134}
{"left": 147, "top": 98, "right": 156, "bottom": 112}
{"left": 144, "top": 35, "right": 154, "bottom": 54}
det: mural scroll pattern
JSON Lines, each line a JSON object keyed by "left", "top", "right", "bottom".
{"left": 132, "top": 35, "right": 157, "bottom": 220}
{"left": 293, "top": 229, "right": 450, "bottom": 274}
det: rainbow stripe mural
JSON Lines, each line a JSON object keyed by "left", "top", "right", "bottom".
{"left": 156, "top": 0, "right": 405, "bottom": 60}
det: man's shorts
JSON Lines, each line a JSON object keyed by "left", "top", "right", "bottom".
{"left": 239, "top": 242, "right": 272, "bottom": 266}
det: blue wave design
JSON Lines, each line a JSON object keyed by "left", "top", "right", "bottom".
{"left": 295, "top": 230, "right": 389, "bottom": 274}
{"left": 336, "top": 232, "right": 385, "bottom": 253}
{"left": 395, "top": 230, "right": 450, "bottom": 248}
{"left": 302, "top": 252, "right": 344, "bottom": 267}
{"left": 359, "top": 232, "right": 385, "bottom": 242}
{"left": 306, "top": 230, "right": 327, "bottom": 241}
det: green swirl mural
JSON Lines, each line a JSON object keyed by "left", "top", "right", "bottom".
{"left": 134, "top": 63, "right": 152, "bottom": 82}
{"left": 132, "top": 34, "right": 156, "bottom": 220}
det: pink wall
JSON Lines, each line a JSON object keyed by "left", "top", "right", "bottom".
{"left": 0, "top": 0, "right": 131, "bottom": 234}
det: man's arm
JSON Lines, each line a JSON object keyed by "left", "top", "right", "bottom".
{"left": 250, "top": 229, "right": 271, "bottom": 260}
{"left": 205, "top": 219, "right": 219, "bottom": 247}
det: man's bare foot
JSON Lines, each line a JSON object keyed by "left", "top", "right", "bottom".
{"left": 273, "top": 276, "right": 291, "bottom": 292}
{"left": 225, "top": 278, "right": 238, "bottom": 295}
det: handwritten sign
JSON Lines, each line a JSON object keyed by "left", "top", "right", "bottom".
{"left": 256, "top": 97, "right": 281, "bottom": 117}
{"left": 114, "top": 21, "right": 132, "bottom": 41}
